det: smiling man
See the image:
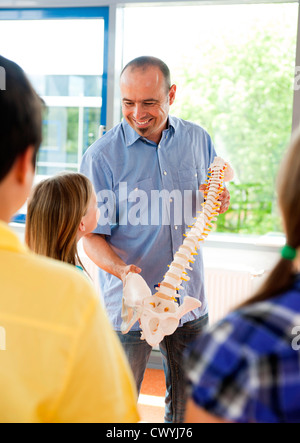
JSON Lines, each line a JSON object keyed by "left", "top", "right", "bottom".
{"left": 80, "top": 56, "right": 230, "bottom": 423}
{"left": 120, "top": 60, "right": 176, "bottom": 144}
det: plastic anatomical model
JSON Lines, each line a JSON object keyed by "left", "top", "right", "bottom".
{"left": 121, "top": 157, "right": 234, "bottom": 347}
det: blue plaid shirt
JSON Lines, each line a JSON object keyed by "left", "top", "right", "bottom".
{"left": 185, "top": 275, "right": 300, "bottom": 423}
{"left": 80, "top": 116, "right": 216, "bottom": 331}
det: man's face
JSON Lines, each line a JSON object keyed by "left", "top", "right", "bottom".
{"left": 120, "top": 66, "right": 176, "bottom": 145}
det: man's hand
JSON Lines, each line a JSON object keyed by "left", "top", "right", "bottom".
{"left": 118, "top": 264, "right": 142, "bottom": 286}
{"left": 83, "top": 234, "right": 142, "bottom": 285}
{"left": 217, "top": 187, "right": 230, "bottom": 214}
{"left": 199, "top": 184, "right": 230, "bottom": 215}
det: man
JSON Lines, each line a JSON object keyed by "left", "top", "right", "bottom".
{"left": 81, "top": 56, "right": 230, "bottom": 423}
{"left": 0, "top": 55, "right": 139, "bottom": 423}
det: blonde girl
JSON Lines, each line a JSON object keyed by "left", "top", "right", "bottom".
{"left": 26, "top": 172, "right": 99, "bottom": 272}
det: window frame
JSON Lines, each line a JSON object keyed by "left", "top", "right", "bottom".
{"left": 0, "top": 6, "right": 109, "bottom": 128}
{"left": 0, "top": 6, "right": 109, "bottom": 223}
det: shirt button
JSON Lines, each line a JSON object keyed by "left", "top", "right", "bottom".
{"left": 163, "top": 171, "right": 167, "bottom": 176}
{"left": 158, "top": 144, "right": 161, "bottom": 149}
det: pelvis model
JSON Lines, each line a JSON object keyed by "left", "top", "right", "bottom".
{"left": 121, "top": 157, "right": 234, "bottom": 347}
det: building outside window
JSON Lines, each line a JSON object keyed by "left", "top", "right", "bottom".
{"left": 0, "top": 10, "right": 108, "bottom": 178}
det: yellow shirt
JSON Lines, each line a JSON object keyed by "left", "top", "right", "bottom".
{"left": 0, "top": 221, "right": 139, "bottom": 423}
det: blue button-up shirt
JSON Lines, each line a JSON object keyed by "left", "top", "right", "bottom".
{"left": 80, "top": 116, "right": 216, "bottom": 331}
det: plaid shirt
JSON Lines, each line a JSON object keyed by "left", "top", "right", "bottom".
{"left": 185, "top": 276, "right": 300, "bottom": 423}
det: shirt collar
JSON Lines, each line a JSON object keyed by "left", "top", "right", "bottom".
{"left": 0, "top": 220, "right": 27, "bottom": 254}
{"left": 167, "top": 115, "right": 176, "bottom": 133}
{"left": 122, "top": 119, "right": 141, "bottom": 147}
{"left": 122, "top": 116, "right": 176, "bottom": 148}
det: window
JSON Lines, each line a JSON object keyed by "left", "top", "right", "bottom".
{"left": 0, "top": 7, "right": 108, "bottom": 177}
{"left": 123, "top": 3, "right": 298, "bottom": 235}
{"left": 0, "top": 7, "right": 108, "bottom": 222}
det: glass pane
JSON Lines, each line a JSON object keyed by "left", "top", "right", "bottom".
{"left": 123, "top": 3, "right": 298, "bottom": 236}
{"left": 0, "top": 18, "right": 104, "bottom": 177}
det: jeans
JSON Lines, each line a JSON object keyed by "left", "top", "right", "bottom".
{"left": 116, "top": 314, "right": 209, "bottom": 423}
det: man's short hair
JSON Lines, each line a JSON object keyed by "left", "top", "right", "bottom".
{"left": 0, "top": 55, "right": 43, "bottom": 182}
{"left": 121, "top": 56, "right": 171, "bottom": 92}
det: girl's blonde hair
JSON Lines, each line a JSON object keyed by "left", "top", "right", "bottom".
{"left": 242, "top": 129, "right": 300, "bottom": 306}
{"left": 26, "top": 172, "right": 94, "bottom": 271}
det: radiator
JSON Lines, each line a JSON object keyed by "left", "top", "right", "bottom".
{"left": 204, "top": 267, "right": 265, "bottom": 325}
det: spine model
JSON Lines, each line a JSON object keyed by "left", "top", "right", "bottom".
{"left": 155, "top": 157, "right": 234, "bottom": 301}
{"left": 121, "top": 157, "right": 234, "bottom": 347}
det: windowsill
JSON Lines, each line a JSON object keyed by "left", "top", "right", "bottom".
{"left": 203, "top": 232, "right": 285, "bottom": 252}
{"left": 9, "top": 221, "right": 285, "bottom": 251}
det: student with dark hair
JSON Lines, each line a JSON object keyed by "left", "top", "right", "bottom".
{"left": 185, "top": 129, "right": 300, "bottom": 423}
{"left": 0, "top": 55, "right": 139, "bottom": 423}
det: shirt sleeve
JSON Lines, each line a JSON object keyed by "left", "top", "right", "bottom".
{"left": 80, "top": 147, "right": 115, "bottom": 236}
{"left": 50, "top": 298, "right": 140, "bottom": 423}
{"left": 204, "top": 129, "right": 217, "bottom": 167}
{"left": 188, "top": 123, "right": 218, "bottom": 187}
{"left": 185, "top": 318, "right": 253, "bottom": 423}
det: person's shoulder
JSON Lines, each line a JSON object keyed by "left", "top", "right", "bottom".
{"left": 171, "top": 115, "right": 210, "bottom": 134}
{"left": 26, "top": 251, "right": 98, "bottom": 309}
{"left": 218, "top": 293, "right": 300, "bottom": 355}
{"left": 188, "top": 305, "right": 263, "bottom": 358}
{"left": 237, "top": 290, "right": 300, "bottom": 327}
{"left": 274, "top": 276, "right": 300, "bottom": 313}
{"left": 83, "top": 122, "right": 124, "bottom": 161}
{"left": 171, "top": 115, "right": 213, "bottom": 144}
{"left": 2, "top": 249, "right": 102, "bottom": 334}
